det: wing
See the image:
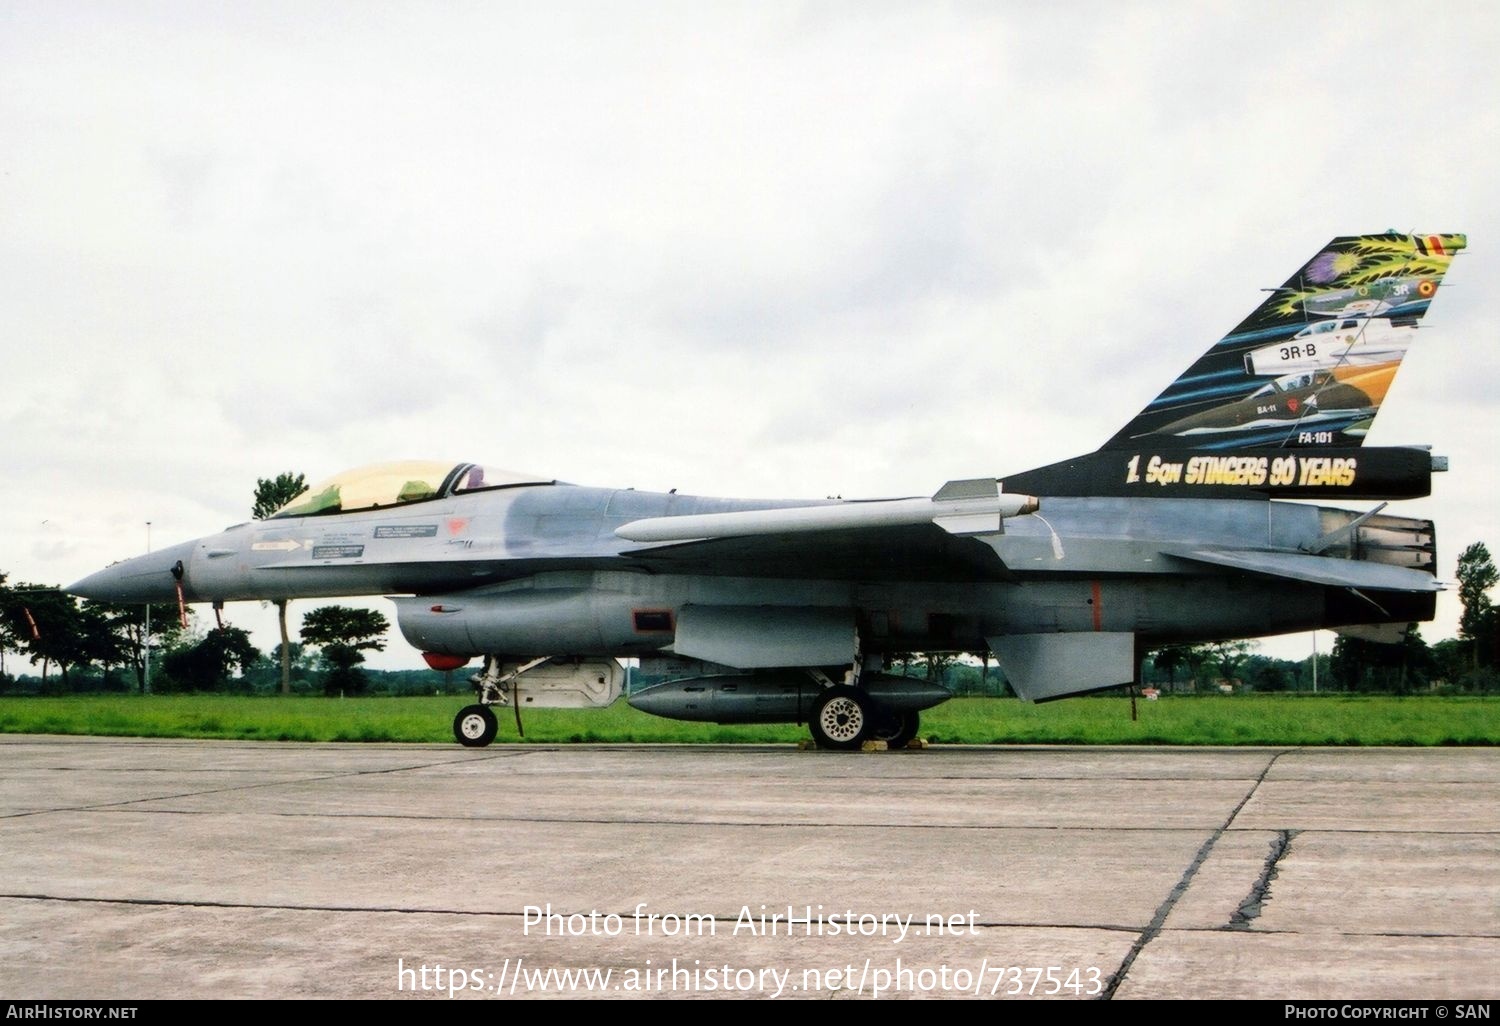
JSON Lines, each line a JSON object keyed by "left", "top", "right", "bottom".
{"left": 614, "top": 480, "right": 1036, "bottom": 581}
{"left": 620, "top": 522, "right": 1013, "bottom": 581}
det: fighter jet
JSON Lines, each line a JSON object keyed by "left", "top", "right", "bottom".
{"left": 1143, "top": 363, "right": 1398, "bottom": 441}
{"left": 1240, "top": 316, "right": 1412, "bottom": 378}
{"left": 70, "top": 232, "right": 1466, "bottom": 749}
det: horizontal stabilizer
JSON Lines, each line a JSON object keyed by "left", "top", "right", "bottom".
{"left": 989, "top": 632, "right": 1136, "bottom": 702}
{"left": 1167, "top": 547, "right": 1440, "bottom": 592}
{"left": 616, "top": 488, "right": 1037, "bottom": 543}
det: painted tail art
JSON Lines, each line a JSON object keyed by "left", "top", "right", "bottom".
{"left": 1004, "top": 232, "right": 1466, "bottom": 501}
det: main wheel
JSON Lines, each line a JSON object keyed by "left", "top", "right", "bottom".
{"left": 453, "top": 704, "right": 499, "bottom": 747}
{"left": 869, "top": 708, "right": 920, "bottom": 750}
{"left": 810, "top": 686, "right": 871, "bottom": 751}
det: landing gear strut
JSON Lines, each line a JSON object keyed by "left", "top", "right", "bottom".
{"left": 804, "top": 630, "right": 922, "bottom": 750}
{"left": 452, "top": 655, "right": 552, "bottom": 747}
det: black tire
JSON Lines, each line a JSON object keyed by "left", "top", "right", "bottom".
{"left": 454, "top": 704, "right": 499, "bottom": 747}
{"left": 869, "top": 708, "right": 920, "bottom": 750}
{"left": 809, "top": 686, "right": 871, "bottom": 751}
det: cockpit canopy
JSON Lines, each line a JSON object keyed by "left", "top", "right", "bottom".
{"left": 1251, "top": 370, "right": 1329, "bottom": 399}
{"left": 271, "top": 461, "right": 552, "bottom": 518}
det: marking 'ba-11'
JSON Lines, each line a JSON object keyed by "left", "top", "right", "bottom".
{"left": 70, "top": 232, "right": 1466, "bottom": 749}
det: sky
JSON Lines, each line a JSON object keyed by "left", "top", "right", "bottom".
{"left": 2, "top": 1, "right": 1497, "bottom": 672}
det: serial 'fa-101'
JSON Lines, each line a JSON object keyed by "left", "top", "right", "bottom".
{"left": 70, "top": 232, "right": 1467, "bottom": 749}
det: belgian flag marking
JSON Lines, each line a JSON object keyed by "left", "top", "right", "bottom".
{"left": 1415, "top": 235, "right": 1447, "bottom": 257}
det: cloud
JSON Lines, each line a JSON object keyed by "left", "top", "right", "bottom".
{"left": 2, "top": 2, "right": 1498, "bottom": 666}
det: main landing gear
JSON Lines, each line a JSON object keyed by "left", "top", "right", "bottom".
{"left": 806, "top": 686, "right": 922, "bottom": 751}
{"left": 869, "top": 707, "right": 921, "bottom": 749}
{"left": 804, "top": 636, "right": 921, "bottom": 751}
{"left": 810, "top": 686, "right": 869, "bottom": 751}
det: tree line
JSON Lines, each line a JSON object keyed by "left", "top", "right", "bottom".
{"left": 0, "top": 574, "right": 394, "bottom": 696}
{"left": 0, "top": 472, "right": 392, "bottom": 696}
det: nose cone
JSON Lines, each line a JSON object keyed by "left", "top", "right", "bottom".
{"left": 67, "top": 539, "right": 198, "bottom": 604}
{"left": 627, "top": 680, "right": 712, "bottom": 721}
{"left": 626, "top": 681, "right": 679, "bottom": 717}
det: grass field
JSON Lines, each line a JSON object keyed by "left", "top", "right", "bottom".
{"left": 0, "top": 693, "right": 1497, "bottom": 746}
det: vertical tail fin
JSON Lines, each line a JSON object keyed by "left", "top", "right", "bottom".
{"left": 1103, "top": 232, "right": 1466, "bottom": 451}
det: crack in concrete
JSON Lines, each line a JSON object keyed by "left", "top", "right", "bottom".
{"left": 0, "top": 892, "right": 1152, "bottom": 939}
{"left": 1227, "top": 828, "right": 1299, "bottom": 930}
{"left": 1099, "top": 748, "right": 1292, "bottom": 1000}
{"left": 15, "top": 804, "right": 1249, "bottom": 832}
{"left": 0, "top": 749, "right": 531, "bottom": 820}
{"left": 7, "top": 892, "right": 1497, "bottom": 941}
{"left": 0, "top": 891, "right": 527, "bottom": 918}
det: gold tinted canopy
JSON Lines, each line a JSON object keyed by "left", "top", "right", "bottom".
{"left": 272, "top": 461, "right": 550, "bottom": 518}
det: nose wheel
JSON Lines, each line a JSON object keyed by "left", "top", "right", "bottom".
{"left": 454, "top": 704, "right": 499, "bottom": 747}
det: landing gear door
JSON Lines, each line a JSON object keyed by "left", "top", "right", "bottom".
{"left": 512, "top": 658, "right": 625, "bottom": 708}
{"left": 672, "top": 606, "right": 855, "bottom": 669}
